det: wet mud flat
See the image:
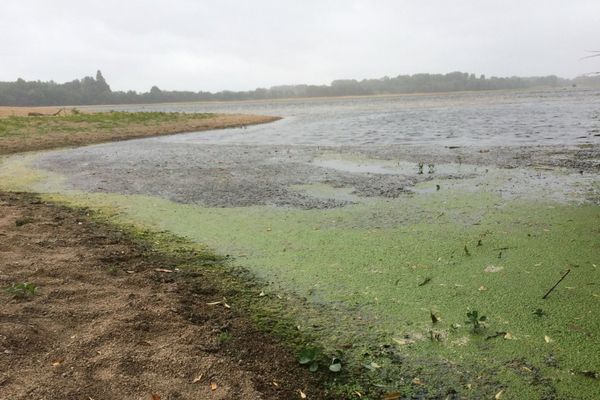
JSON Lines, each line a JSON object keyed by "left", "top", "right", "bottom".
{"left": 31, "top": 140, "right": 600, "bottom": 208}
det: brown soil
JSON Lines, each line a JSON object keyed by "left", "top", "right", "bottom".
{"left": 0, "top": 192, "right": 330, "bottom": 400}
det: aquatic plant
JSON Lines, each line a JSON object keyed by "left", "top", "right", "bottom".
{"left": 466, "top": 310, "right": 486, "bottom": 333}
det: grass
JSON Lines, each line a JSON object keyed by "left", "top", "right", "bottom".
{"left": 0, "top": 111, "right": 279, "bottom": 155}
{"left": 6, "top": 282, "right": 39, "bottom": 298}
{"left": 0, "top": 111, "right": 214, "bottom": 138}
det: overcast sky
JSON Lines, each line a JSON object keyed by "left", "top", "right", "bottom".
{"left": 1, "top": 0, "right": 599, "bottom": 92}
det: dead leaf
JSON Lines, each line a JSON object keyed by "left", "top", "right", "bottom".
{"left": 544, "top": 335, "right": 553, "bottom": 343}
{"left": 412, "top": 377, "right": 423, "bottom": 385}
{"left": 192, "top": 374, "right": 203, "bottom": 383}
{"left": 51, "top": 358, "right": 64, "bottom": 367}
{"left": 210, "top": 382, "right": 218, "bottom": 391}
{"left": 484, "top": 265, "right": 503, "bottom": 273}
{"left": 478, "top": 286, "right": 487, "bottom": 291}
{"left": 299, "top": 389, "right": 307, "bottom": 399}
{"left": 151, "top": 395, "right": 161, "bottom": 400}
{"left": 393, "top": 337, "right": 414, "bottom": 346}
{"left": 126, "top": 270, "right": 135, "bottom": 274}
{"left": 154, "top": 268, "right": 173, "bottom": 273}
{"left": 503, "top": 332, "right": 514, "bottom": 340}
{"left": 353, "top": 391, "right": 362, "bottom": 397}
{"left": 206, "top": 301, "right": 222, "bottom": 306}
{"left": 272, "top": 381, "right": 279, "bottom": 387}
{"left": 495, "top": 389, "right": 504, "bottom": 399}
{"left": 383, "top": 392, "right": 401, "bottom": 400}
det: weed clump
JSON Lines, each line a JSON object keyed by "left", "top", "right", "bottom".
{"left": 465, "top": 310, "right": 486, "bottom": 333}
{"left": 5, "top": 282, "right": 38, "bottom": 298}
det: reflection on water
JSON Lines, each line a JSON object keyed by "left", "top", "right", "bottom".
{"left": 91, "top": 88, "right": 600, "bottom": 147}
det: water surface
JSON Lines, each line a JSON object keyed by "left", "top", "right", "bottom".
{"left": 91, "top": 88, "right": 600, "bottom": 147}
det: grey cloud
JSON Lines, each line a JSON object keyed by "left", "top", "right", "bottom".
{"left": 1, "top": 0, "right": 598, "bottom": 92}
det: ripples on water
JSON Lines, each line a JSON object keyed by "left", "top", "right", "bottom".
{"left": 93, "top": 89, "right": 600, "bottom": 147}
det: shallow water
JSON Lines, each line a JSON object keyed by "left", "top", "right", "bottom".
{"left": 92, "top": 88, "right": 600, "bottom": 147}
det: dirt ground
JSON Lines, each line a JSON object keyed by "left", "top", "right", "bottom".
{"left": 0, "top": 192, "right": 330, "bottom": 400}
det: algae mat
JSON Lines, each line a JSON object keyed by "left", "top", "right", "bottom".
{"left": 1, "top": 148, "right": 599, "bottom": 399}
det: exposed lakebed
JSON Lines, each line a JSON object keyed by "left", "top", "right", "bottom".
{"left": 2, "top": 89, "right": 600, "bottom": 399}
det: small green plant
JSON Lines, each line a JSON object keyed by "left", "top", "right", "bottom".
{"left": 6, "top": 282, "right": 38, "bottom": 298}
{"left": 217, "top": 331, "right": 232, "bottom": 344}
{"left": 466, "top": 310, "right": 487, "bottom": 333}
{"left": 464, "top": 244, "right": 471, "bottom": 256}
{"left": 428, "top": 163, "right": 435, "bottom": 174}
{"left": 417, "top": 162, "right": 424, "bottom": 174}
{"left": 533, "top": 308, "right": 546, "bottom": 317}
{"left": 298, "top": 347, "right": 320, "bottom": 372}
{"left": 107, "top": 265, "right": 118, "bottom": 275}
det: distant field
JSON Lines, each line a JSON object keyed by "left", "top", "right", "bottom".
{"left": 0, "top": 108, "right": 279, "bottom": 154}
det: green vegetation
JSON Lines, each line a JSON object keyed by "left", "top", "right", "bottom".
{"left": 0, "top": 110, "right": 273, "bottom": 156}
{"left": 0, "top": 111, "right": 215, "bottom": 138}
{"left": 106, "top": 265, "right": 118, "bottom": 275}
{"left": 465, "top": 310, "right": 487, "bottom": 333}
{"left": 298, "top": 347, "right": 321, "bottom": 372}
{"left": 217, "top": 331, "right": 232, "bottom": 344}
{"left": 6, "top": 282, "right": 38, "bottom": 298}
{"left": 32, "top": 187, "right": 599, "bottom": 398}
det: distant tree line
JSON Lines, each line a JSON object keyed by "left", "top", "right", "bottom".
{"left": 1, "top": 70, "right": 598, "bottom": 107}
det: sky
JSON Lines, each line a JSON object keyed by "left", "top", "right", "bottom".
{"left": 1, "top": 0, "right": 599, "bottom": 92}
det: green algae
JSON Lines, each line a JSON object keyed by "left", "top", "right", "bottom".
{"left": 39, "top": 188, "right": 600, "bottom": 398}
{"left": 0, "top": 153, "right": 67, "bottom": 192}
{"left": 2, "top": 154, "right": 600, "bottom": 399}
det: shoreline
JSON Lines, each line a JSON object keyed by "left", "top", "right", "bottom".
{"left": 0, "top": 112, "right": 338, "bottom": 399}
{"left": 0, "top": 110, "right": 280, "bottom": 155}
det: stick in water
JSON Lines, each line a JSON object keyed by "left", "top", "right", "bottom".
{"left": 542, "top": 269, "right": 571, "bottom": 299}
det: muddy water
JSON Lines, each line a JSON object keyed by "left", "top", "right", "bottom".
{"left": 29, "top": 88, "right": 599, "bottom": 207}
{"left": 91, "top": 88, "right": 600, "bottom": 147}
